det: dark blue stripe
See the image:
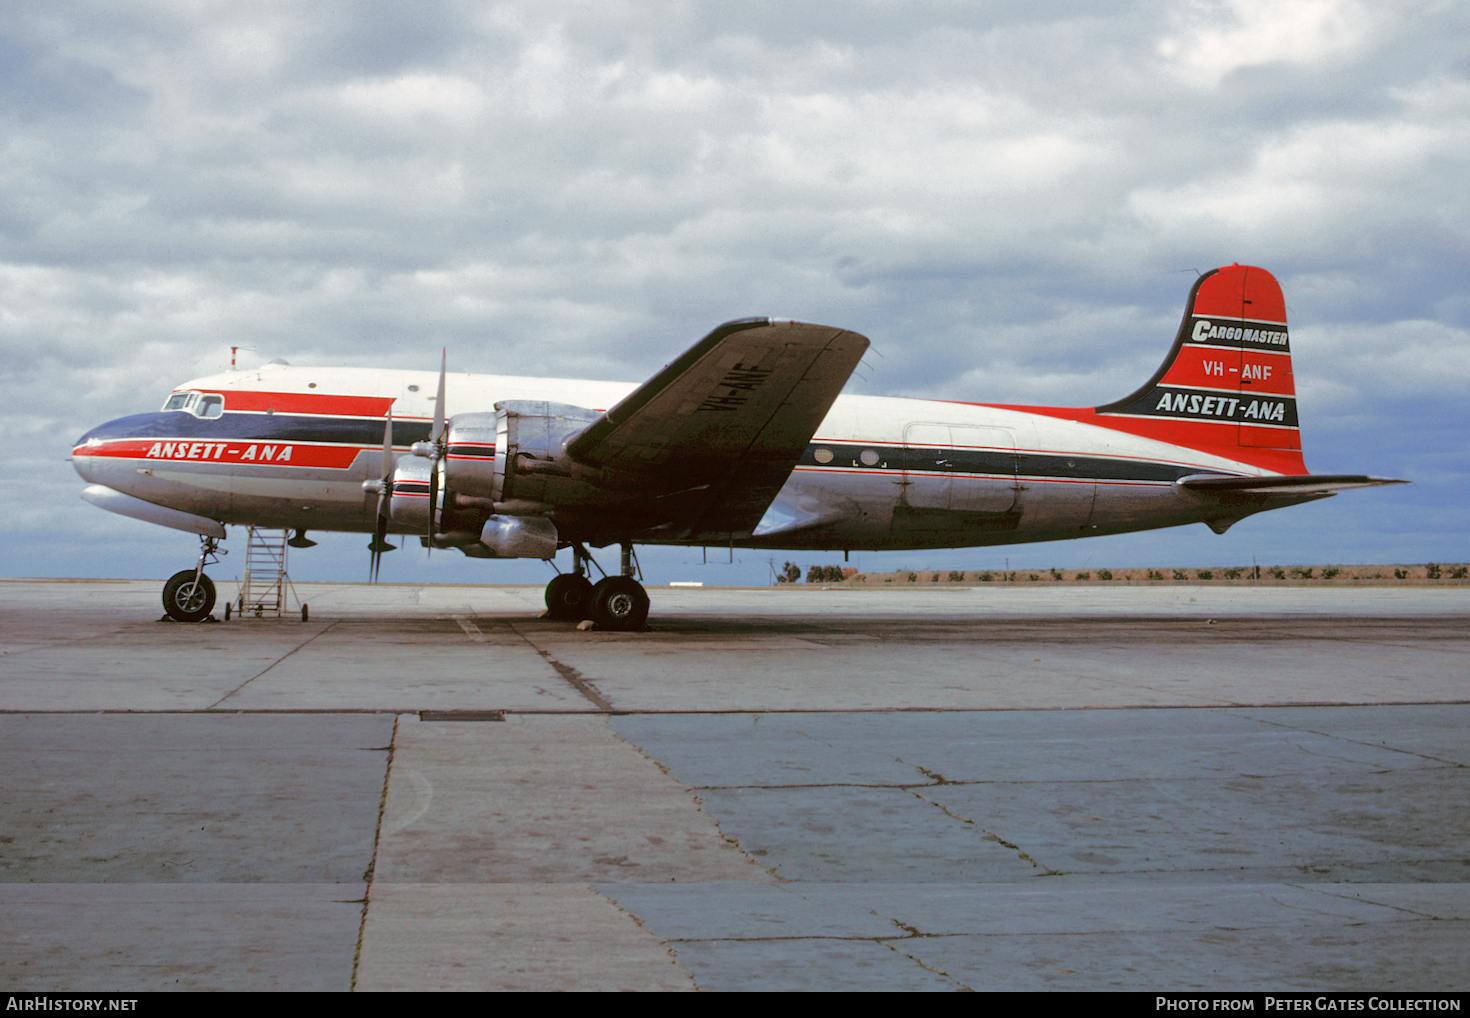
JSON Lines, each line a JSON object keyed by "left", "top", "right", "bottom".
{"left": 78, "top": 412, "right": 432, "bottom": 448}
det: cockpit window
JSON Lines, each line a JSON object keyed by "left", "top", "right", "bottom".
{"left": 161, "top": 392, "right": 225, "bottom": 418}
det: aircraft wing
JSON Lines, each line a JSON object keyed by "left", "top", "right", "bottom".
{"left": 1178, "top": 474, "right": 1407, "bottom": 495}
{"left": 567, "top": 317, "right": 869, "bottom": 536}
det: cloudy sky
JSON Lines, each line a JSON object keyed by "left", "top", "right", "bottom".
{"left": 4, "top": 0, "right": 1466, "bottom": 586}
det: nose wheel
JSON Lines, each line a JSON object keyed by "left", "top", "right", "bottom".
{"left": 161, "top": 534, "right": 224, "bottom": 623}
{"left": 162, "top": 570, "right": 216, "bottom": 622}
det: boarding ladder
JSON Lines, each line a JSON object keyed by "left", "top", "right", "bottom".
{"left": 238, "top": 527, "right": 289, "bottom": 617}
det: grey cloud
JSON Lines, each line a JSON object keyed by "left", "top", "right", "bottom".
{"left": 2, "top": 0, "right": 1465, "bottom": 582}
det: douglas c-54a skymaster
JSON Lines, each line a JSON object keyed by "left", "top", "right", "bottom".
{"left": 73, "top": 263, "right": 1403, "bottom": 628}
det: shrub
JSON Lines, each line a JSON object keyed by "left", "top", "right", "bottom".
{"left": 1197, "top": 569, "right": 1213, "bottom": 580}
{"left": 1028, "top": 573, "right": 1040, "bottom": 581}
{"left": 1075, "top": 571, "right": 1090, "bottom": 580}
{"left": 1096, "top": 569, "right": 1112, "bottom": 580}
{"left": 1147, "top": 570, "right": 1164, "bottom": 581}
{"left": 1050, "top": 568, "right": 1063, "bottom": 581}
{"left": 1322, "top": 567, "right": 1339, "bottom": 579}
{"left": 1394, "top": 568, "right": 1409, "bottom": 580}
{"left": 1426, "top": 563, "right": 1442, "bottom": 579}
{"left": 907, "top": 572, "right": 918, "bottom": 583}
{"left": 1269, "top": 567, "right": 1286, "bottom": 580}
{"left": 949, "top": 571, "right": 966, "bottom": 582}
{"left": 978, "top": 571, "right": 993, "bottom": 582}
{"left": 1290, "top": 567, "right": 1314, "bottom": 579}
{"left": 1173, "top": 569, "right": 1188, "bottom": 581}
{"left": 1222, "top": 568, "right": 1242, "bottom": 580}
{"left": 1450, "top": 566, "right": 1468, "bottom": 579}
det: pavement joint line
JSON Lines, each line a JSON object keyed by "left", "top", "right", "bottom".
{"left": 505, "top": 620, "right": 614, "bottom": 712}
{"left": 1288, "top": 883, "right": 1452, "bottom": 920}
{"left": 880, "top": 936, "right": 971, "bottom": 988}
{"left": 610, "top": 726, "right": 781, "bottom": 881}
{"left": 1227, "top": 709, "right": 1470, "bottom": 769}
{"left": 204, "top": 619, "right": 341, "bottom": 710}
{"left": 352, "top": 711, "right": 400, "bottom": 992}
{"left": 903, "top": 783, "right": 1062, "bottom": 874}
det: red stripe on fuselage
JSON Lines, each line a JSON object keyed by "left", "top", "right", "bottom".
{"left": 180, "top": 390, "right": 396, "bottom": 417}
{"left": 73, "top": 439, "right": 363, "bottom": 469}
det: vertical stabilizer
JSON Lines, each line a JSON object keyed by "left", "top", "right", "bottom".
{"left": 1094, "top": 264, "right": 1305, "bottom": 472}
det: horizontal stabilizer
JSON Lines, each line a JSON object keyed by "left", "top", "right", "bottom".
{"left": 1178, "top": 473, "right": 1407, "bottom": 495}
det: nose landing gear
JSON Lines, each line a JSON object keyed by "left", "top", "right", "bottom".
{"left": 162, "top": 535, "right": 224, "bottom": 623}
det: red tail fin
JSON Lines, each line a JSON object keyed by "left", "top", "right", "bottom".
{"left": 1092, "top": 264, "right": 1306, "bottom": 472}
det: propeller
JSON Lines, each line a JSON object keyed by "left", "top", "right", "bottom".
{"left": 414, "top": 349, "right": 448, "bottom": 554}
{"left": 366, "top": 409, "right": 397, "bottom": 582}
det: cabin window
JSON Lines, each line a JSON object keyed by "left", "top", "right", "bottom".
{"left": 197, "top": 395, "right": 224, "bottom": 419}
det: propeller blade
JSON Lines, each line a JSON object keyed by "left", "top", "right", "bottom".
{"left": 426, "top": 458, "right": 440, "bottom": 556}
{"left": 431, "top": 348, "right": 446, "bottom": 446}
{"left": 426, "top": 350, "right": 447, "bottom": 554}
{"left": 371, "top": 408, "right": 396, "bottom": 583}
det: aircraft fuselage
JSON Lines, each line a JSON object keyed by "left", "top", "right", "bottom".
{"left": 72, "top": 363, "right": 1295, "bottom": 553}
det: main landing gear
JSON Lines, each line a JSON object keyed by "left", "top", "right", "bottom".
{"left": 544, "top": 542, "right": 649, "bottom": 630}
{"left": 162, "top": 535, "right": 222, "bottom": 623}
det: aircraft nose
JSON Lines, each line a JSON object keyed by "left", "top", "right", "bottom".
{"left": 71, "top": 412, "right": 164, "bottom": 487}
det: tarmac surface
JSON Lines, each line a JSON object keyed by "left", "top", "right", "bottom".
{"left": 1, "top": 579, "right": 1466, "bottom": 991}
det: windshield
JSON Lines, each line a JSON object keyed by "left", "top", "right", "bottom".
{"left": 161, "top": 392, "right": 224, "bottom": 418}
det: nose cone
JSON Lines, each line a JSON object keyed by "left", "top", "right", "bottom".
{"left": 71, "top": 412, "right": 172, "bottom": 485}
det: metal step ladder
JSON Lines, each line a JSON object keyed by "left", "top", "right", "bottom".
{"left": 238, "top": 527, "right": 289, "bottom": 617}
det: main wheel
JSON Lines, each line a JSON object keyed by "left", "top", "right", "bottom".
{"left": 162, "top": 570, "right": 216, "bottom": 623}
{"left": 545, "top": 573, "right": 594, "bottom": 620}
{"left": 589, "top": 576, "right": 649, "bottom": 631}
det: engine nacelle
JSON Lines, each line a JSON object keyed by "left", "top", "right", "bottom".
{"left": 479, "top": 514, "right": 558, "bottom": 558}
{"left": 442, "top": 412, "right": 500, "bottom": 498}
{"left": 444, "top": 402, "right": 599, "bottom": 502}
{"left": 387, "top": 456, "right": 436, "bottom": 531}
{"left": 493, "top": 400, "right": 601, "bottom": 504}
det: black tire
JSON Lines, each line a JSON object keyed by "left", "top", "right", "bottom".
{"left": 162, "top": 570, "right": 216, "bottom": 623}
{"left": 545, "top": 574, "right": 594, "bottom": 620}
{"left": 589, "top": 576, "right": 649, "bottom": 631}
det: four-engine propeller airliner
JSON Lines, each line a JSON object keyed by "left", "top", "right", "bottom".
{"left": 73, "top": 264, "right": 1403, "bottom": 628}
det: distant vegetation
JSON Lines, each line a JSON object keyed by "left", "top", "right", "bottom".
{"left": 774, "top": 563, "right": 1469, "bottom": 585}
